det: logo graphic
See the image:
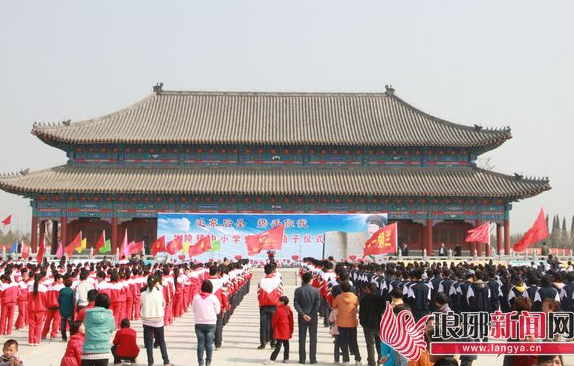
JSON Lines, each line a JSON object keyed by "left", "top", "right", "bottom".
{"left": 379, "top": 304, "right": 430, "bottom": 361}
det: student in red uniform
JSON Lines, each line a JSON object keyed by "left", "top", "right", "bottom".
{"left": 131, "top": 270, "right": 142, "bottom": 321}
{"left": 111, "top": 319, "right": 140, "bottom": 364}
{"left": 257, "top": 264, "right": 283, "bottom": 349}
{"left": 28, "top": 273, "right": 48, "bottom": 345}
{"left": 42, "top": 272, "right": 64, "bottom": 339}
{"left": 124, "top": 271, "right": 134, "bottom": 321}
{"left": 0, "top": 273, "right": 19, "bottom": 335}
{"left": 14, "top": 269, "right": 30, "bottom": 330}
{"left": 109, "top": 271, "right": 126, "bottom": 328}
{"left": 172, "top": 267, "right": 184, "bottom": 318}
{"left": 264, "top": 295, "right": 294, "bottom": 365}
{"left": 77, "top": 289, "right": 97, "bottom": 322}
{"left": 60, "top": 321, "right": 85, "bottom": 366}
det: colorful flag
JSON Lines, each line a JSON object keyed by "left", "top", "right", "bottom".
{"left": 94, "top": 231, "right": 106, "bottom": 253}
{"left": 465, "top": 222, "right": 491, "bottom": 244}
{"left": 101, "top": 240, "right": 111, "bottom": 254}
{"left": 8, "top": 242, "right": 18, "bottom": 253}
{"left": 166, "top": 235, "right": 184, "bottom": 255}
{"left": 76, "top": 238, "right": 87, "bottom": 253}
{"left": 21, "top": 244, "right": 30, "bottom": 259}
{"left": 189, "top": 235, "right": 212, "bottom": 257}
{"left": 151, "top": 236, "right": 166, "bottom": 256}
{"left": 210, "top": 240, "right": 221, "bottom": 252}
{"left": 118, "top": 231, "right": 128, "bottom": 259}
{"left": 245, "top": 225, "right": 285, "bottom": 255}
{"left": 363, "top": 223, "right": 398, "bottom": 256}
{"left": 514, "top": 208, "right": 549, "bottom": 252}
{"left": 1, "top": 215, "right": 12, "bottom": 226}
{"left": 65, "top": 232, "right": 82, "bottom": 257}
{"left": 55, "top": 242, "right": 63, "bottom": 258}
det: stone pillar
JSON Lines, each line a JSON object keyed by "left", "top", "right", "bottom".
{"left": 496, "top": 223, "right": 503, "bottom": 255}
{"left": 31, "top": 216, "right": 38, "bottom": 252}
{"left": 37, "top": 220, "right": 46, "bottom": 253}
{"left": 52, "top": 220, "right": 59, "bottom": 254}
{"left": 504, "top": 219, "right": 511, "bottom": 255}
{"left": 111, "top": 217, "right": 118, "bottom": 253}
{"left": 426, "top": 218, "right": 433, "bottom": 256}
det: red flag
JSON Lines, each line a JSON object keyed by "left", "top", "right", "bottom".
{"left": 514, "top": 208, "right": 549, "bottom": 252}
{"left": 189, "top": 235, "right": 211, "bottom": 257}
{"left": 127, "top": 241, "right": 144, "bottom": 255}
{"left": 151, "top": 236, "right": 166, "bottom": 256}
{"left": 166, "top": 235, "right": 184, "bottom": 255}
{"left": 245, "top": 225, "right": 285, "bottom": 255}
{"left": 21, "top": 244, "right": 30, "bottom": 259}
{"left": 363, "top": 223, "right": 398, "bottom": 256}
{"left": 37, "top": 230, "right": 45, "bottom": 264}
{"left": 64, "top": 231, "right": 82, "bottom": 257}
{"left": 94, "top": 231, "right": 106, "bottom": 254}
{"left": 1, "top": 215, "right": 11, "bottom": 226}
{"left": 465, "top": 222, "right": 491, "bottom": 244}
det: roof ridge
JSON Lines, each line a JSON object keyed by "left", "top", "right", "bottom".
{"left": 386, "top": 92, "right": 512, "bottom": 135}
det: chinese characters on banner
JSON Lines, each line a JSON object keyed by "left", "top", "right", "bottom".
{"left": 157, "top": 213, "right": 388, "bottom": 261}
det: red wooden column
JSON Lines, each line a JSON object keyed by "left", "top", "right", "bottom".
{"left": 426, "top": 218, "right": 433, "bottom": 255}
{"left": 496, "top": 223, "right": 503, "bottom": 255}
{"left": 61, "top": 215, "right": 68, "bottom": 247}
{"left": 52, "top": 220, "right": 59, "bottom": 254}
{"left": 111, "top": 217, "right": 118, "bottom": 253}
{"left": 37, "top": 220, "right": 46, "bottom": 253}
{"left": 31, "top": 216, "right": 38, "bottom": 252}
{"left": 504, "top": 219, "right": 511, "bottom": 255}
{"left": 475, "top": 220, "right": 483, "bottom": 257}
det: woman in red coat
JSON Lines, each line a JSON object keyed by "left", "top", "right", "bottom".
{"left": 265, "top": 296, "right": 294, "bottom": 364}
{"left": 60, "top": 321, "right": 85, "bottom": 366}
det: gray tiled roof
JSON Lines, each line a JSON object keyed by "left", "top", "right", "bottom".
{"left": 0, "top": 165, "right": 549, "bottom": 198}
{"left": 32, "top": 91, "right": 511, "bottom": 147}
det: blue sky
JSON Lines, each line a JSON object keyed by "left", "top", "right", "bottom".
{"left": 0, "top": 1, "right": 572, "bottom": 234}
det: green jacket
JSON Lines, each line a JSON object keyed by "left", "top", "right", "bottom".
{"left": 82, "top": 307, "right": 115, "bottom": 354}
{"left": 58, "top": 287, "right": 75, "bottom": 317}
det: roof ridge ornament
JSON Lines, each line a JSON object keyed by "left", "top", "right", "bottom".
{"left": 19, "top": 168, "right": 29, "bottom": 176}
{"left": 514, "top": 173, "right": 523, "bottom": 180}
{"left": 62, "top": 119, "right": 71, "bottom": 126}
{"left": 385, "top": 85, "right": 395, "bottom": 95}
{"left": 153, "top": 82, "right": 164, "bottom": 95}
{"left": 474, "top": 124, "right": 483, "bottom": 131}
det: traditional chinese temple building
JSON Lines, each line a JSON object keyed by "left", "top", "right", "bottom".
{"left": 0, "top": 85, "right": 550, "bottom": 256}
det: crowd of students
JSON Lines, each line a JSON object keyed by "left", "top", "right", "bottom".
{"left": 290, "top": 256, "right": 569, "bottom": 366}
{"left": 0, "top": 256, "right": 252, "bottom": 366}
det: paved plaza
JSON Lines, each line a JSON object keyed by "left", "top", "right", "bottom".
{"left": 7, "top": 268, "right": 574, "bottom": 366}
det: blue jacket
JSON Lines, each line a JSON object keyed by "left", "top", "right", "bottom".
{"left": 82, "top": 307, "right": 115, "bottom": 354}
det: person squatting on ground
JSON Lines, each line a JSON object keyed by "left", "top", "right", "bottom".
{"left": 111, "top": 318, "right": 139, "bottom": 365}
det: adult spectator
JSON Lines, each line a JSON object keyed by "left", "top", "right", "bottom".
{"left": 359, "top": 283, "right": 384, "bottom": 366}
{"left": 333, "top": 281, "right": 361, "bottom": 365}
{"left": 293, "top": 272, "right": 320, "bottom": 364}
{"left": 141, "top": 276, "right": 173, "bottom": 366}
{"left": 76, "top": 270, "right": 95, "bottom": 312}
{"left": 81, "top": 293, "right": 115, "bottom": 366}
{"left": 192, "top": 280, "right": 221, "bottom": 366}
{"left": 400, "top": 243, "right": 409, "bottom": 257}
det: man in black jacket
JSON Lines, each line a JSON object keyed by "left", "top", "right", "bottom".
{"left": 294, "top": 272, "right": 321, "bottom": 364}
{"left": 359, "top": 283, "right": 385, "bottom": 366}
